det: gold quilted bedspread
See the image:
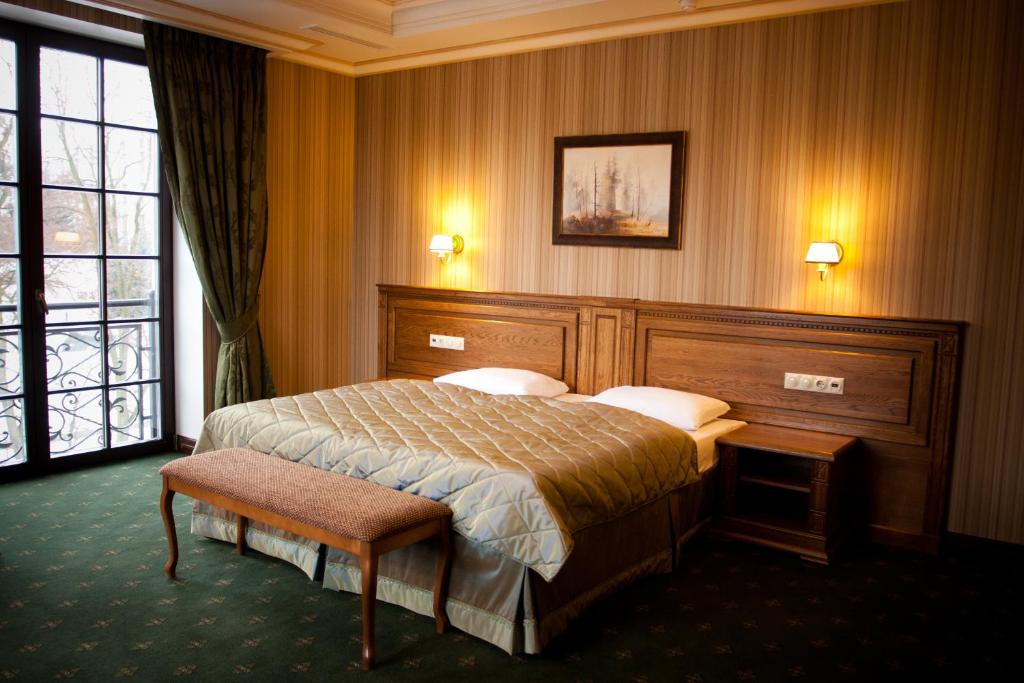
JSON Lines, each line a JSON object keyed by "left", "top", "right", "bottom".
{"left": 193, "top": 379, "right": 698, "bottom": 581}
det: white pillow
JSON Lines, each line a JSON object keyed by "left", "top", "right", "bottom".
{"left": 587, "top": 385, "right": 730, "bottom": 431}
{"left": 434, "top": 368, "right": 569, "bottom": 398}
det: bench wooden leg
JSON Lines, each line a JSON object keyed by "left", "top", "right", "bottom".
{"left": 235, "top": 515, "right": 248, "bottom": 556}
{"left": 160, "top": 477, "right": 178, "bottom": 579}
{"left": 433, "top": 521, "right": 452, "bottom": 634}
{"left": 360, "top": 550, "right": 378, "bottom": 670}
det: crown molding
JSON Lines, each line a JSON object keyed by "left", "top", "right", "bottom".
{"left": 391, "top": 0, "right": 602, "bottom": 38}
{"left": 352, "top": 0, "right": 890, "bottom": 75}
{"left": 271, "top": 50, "right": 357, "bottom": 76}
{"left": 77, "top": 0, "right": 321, "bottom": 51}
{"left": 275, "top": 0, "right": 392, "bottom": 35}
{"left": 65, "top": 0, "right": 894, "bottom": 78}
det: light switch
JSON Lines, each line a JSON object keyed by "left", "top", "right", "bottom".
{"left": 428, "top": 333, "right": 465, "bottom": 351}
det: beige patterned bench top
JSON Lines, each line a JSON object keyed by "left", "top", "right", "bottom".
{"left": 160, "top": 448, "right": 451, "bottom": 543}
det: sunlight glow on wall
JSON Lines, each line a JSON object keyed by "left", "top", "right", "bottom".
{"left": 805, "top": 191, "right": 863, "bottom": 312}
{"left": 432, "top": 197, "right": 476, "bottom": 288}
{"left": 442, "top": 202, "right": 472, "bottom": 236}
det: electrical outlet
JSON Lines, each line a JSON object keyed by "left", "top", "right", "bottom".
{"left": 784, "top": 372, "right": 844, "bottom": 395}
{"left": 428, "top": 334, "right": 464, "bottom": 351}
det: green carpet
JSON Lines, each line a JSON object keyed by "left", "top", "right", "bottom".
{"left": 0, "top": 454, "right": 1016, "bottom": 681}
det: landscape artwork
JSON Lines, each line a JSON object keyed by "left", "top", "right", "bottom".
{"left": 552, "top": 131, "right": 685, "bottom": 249}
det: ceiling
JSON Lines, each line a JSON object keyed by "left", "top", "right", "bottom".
{"left": 72, "top": 0, "right": 891, "bottom": 75}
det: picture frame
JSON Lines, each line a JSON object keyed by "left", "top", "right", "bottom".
{"left": 552, "top": 131, "right": 686, "bottom": 249}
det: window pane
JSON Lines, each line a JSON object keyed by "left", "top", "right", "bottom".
{"left": 1, "top": 186, "right": 17, "bottom": 253}
{"left": 44, "top": 257, "right": 100, "bottom": 323}
{"left": 49, "top": 388, "right": 105, "bottom": 457}
{"left": 108, "top": 322, "right": 158, "bottom": 383}
{"left": 40, "top": 48, "right": 98, "bottom": 120}
{"left": 106, "top": 194, "right": 158, "bottom": 256}
{"left": 0, "top": 330, "right": 22, "bottom": 395}
{"left": 0, "top": 113, "right": 16, "bottom": 182}
{"left": 0, "top": 397, "right": 25, "bottom": 467}
{"left": 107, "top": 259, "right": 157, "bottom": 319}
{"left": 104, "top": 128, "right": 158, "bottom": 192}
{"left": 103, "top": 60, "right": 156, "bottom": 128}
{"left": 43, "top": 189, "right": 100, "bottom": 255}
{"left": 109, "top": 383, "right": 160, "bottom": 447}
{"left": 0, "top": 40, "right": 15, "bottom": 111}
{"left": 0, "top": 257, "right": 18, "bottom": 324}
{"left": 46, "top": 325, "right": 102, "bottom": 390}
{"left": 42, "top": 119, "right": 99, "bottom": 188}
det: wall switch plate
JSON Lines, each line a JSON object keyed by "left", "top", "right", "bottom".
{"left": 784, "top": 372, "right": 844, "bottom": 395}
{"left": 429, "top": 334, "right": 465, "bottom": 351}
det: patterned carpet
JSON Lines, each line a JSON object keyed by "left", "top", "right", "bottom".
{"left": 0, "top": 454, "right": 1016, "bottom": 682}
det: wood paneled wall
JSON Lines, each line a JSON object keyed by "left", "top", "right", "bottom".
{"left": 260, "top": 60, "right": 356, "bottom": 396}
{"left": 377, "top": 285, "right": 965, "bottom": 549}
{"left": 346, "top": 0, "right": 1024, "bottom": 544}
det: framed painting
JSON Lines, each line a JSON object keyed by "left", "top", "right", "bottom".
{"left": 552, "top": 131, "right": 686, "bottom": 249}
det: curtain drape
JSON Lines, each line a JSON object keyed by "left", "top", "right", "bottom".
{"left": 143, "top": 22, "right": 274, "bottom": 409}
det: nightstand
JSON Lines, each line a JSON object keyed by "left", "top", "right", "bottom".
{"left": 712, "top": 423, "right": 859, "bottom": 564}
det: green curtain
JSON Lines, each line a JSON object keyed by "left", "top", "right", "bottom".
{"left": 143, "top": 22, "right": 274, "bottom": 409}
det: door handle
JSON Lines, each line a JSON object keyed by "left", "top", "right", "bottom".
{"left": 34, "top": 289, "right": 49, "bottom": 316}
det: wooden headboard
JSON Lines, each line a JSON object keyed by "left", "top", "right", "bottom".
{"left": 378, "top": 287, "right": 635, "bottom": 393}
{"left": 378, "top": 285, "right": 964, "bottom": 553}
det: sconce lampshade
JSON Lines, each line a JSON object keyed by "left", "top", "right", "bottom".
{"left": 805, "top": 241, "right": 843, "bottom": 265}
{"left": 805, "top": 241, "right": 844, "bottom": 281}
{"left": 429, "top": 234, "right": 455, "bottom": 254}
{"left": 429, "top": 233, "right": 464, "bottom": 262}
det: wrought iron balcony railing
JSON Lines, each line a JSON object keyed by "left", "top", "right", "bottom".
{"left": 1, "top": 296, "right": 161, "bottom": 465}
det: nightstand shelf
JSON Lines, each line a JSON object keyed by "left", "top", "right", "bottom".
{"left": 712, "top": 424, "right": 859, "bottom": 564}
{"left": 737, "top": 474, "right": 811, "bottom": 493}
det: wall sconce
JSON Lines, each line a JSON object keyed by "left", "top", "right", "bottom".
{"left": 429, "top": 234, "right": 464, "bottom": 264}
{"left": 805, "top": 241, "right": 843, "bottom": 280}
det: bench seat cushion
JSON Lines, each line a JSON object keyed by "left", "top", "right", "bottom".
{"left": 160, "top": 448, "right": 450, "bottom": 543}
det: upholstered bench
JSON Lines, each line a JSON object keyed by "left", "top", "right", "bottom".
{"left": 158, "top": 448, "right": 453, "bottom": 670}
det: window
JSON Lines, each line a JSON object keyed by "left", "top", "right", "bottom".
{"left": 0, "top": 22, "right": 173, "bottom": 476}
{"left": 1, "top": 35, "right": 25, "bottom": 467}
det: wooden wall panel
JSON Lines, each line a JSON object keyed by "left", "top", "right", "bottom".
{"left": 349, "top": 0, "right": 1024, "bottom": 543}
{"left": 642, "top": 335, "right": 916, "bottom": 426}
{"left": 260, "top": 60, "right": 355, "bottom": 397}
{"left": 382, "top": 290, "right": 582, "bottom": 388}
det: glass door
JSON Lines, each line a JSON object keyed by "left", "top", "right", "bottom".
{"left": 0, "top": 36, "right": 25, "bottom": 468}
{"left": 0, "top": 21, "right": 174, "bottom": 478}
{"left": 41, "top": 45, "right": 164, "bottom": 458}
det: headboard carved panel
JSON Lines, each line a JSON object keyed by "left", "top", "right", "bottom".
{"left": 634, "top": 312, "right": 937, "bottom": 444}
{"left": 383, "top": 293, "right": 580, "bottom": 388}
{"left": 377, "top": 285, "right": 964, "bottom": 553}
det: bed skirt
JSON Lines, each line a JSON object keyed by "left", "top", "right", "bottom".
{"left": 190, "top": 467, "right": 716, "bottom": 654}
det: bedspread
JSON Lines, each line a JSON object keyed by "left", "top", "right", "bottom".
{"left": 193, "top": 379, "right": 698, "bottom": 580}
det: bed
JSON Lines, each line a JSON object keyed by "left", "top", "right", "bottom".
{"left": 191, "top": 378, "right": 744, "bottom": 652}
